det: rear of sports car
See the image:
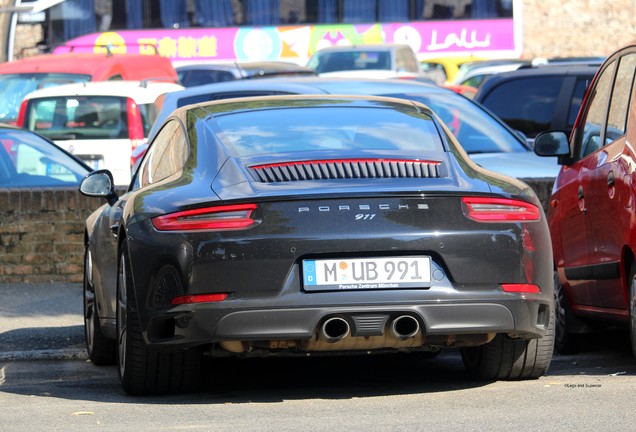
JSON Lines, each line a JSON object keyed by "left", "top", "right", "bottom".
{"left": 109, "top": 96, "right": 554, "bottom": 394}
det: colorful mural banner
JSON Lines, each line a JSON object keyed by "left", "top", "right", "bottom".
{"left": 54, "top": 19, "right": 517, "bottom": 63}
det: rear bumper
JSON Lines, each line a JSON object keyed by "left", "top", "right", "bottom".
{"left": 143, "top": 296, "right": 552, "bottom": 353}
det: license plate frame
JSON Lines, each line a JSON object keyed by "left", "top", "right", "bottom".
{"left": 302, "top": 256, "right": 431, "bottom": 291}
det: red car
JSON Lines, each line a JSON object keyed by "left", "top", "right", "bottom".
{"left": 534, "top": 41, "right": 636, "bottom": 356}
{"left": 0, "top": 51, "right": 177, "bottom": 125}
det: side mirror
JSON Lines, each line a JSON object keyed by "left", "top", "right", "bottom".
{"left": 80, "top": 169, "right": 118, "bottom": 205}
{"left": 534, "top": 131, "right": 570, "bottom": 157}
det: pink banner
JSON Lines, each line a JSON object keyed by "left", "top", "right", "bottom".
{"left": 54, "top": 19, "right": 518, "bottom": 64}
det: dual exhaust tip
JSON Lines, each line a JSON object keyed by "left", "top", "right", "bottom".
{"left": 320, "top": 315, "right": 420, "bottom": 342}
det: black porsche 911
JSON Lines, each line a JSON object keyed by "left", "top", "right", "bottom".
{"left": 80, "top": 95, "right": 554, "bottom": 395}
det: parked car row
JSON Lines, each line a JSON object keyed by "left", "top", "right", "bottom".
{"left": 16, "top": 79, "right": 184, "bottom": 186}
{"left": 5, "top": 39, "right": 636, "bottom": 396}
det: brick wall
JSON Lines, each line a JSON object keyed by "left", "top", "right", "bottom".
{"left": 0, "top": 181, "right": 554, "bottom": 283}
{"left": 0, "top": 188, "right": 100, "bottom": 283}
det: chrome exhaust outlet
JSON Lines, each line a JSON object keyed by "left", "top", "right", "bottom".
{"left": 391, "top": 315, "right": 420, "bottom": 339}
{"left": 320, "top": 317, "right": 350, "bottom": 342}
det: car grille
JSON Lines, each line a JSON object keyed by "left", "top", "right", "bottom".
{"left": 249, "top": 159, "right": 447, "bottom": 182}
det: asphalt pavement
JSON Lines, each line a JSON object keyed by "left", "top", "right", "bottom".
{"left": 0, "top": 283, "right": 86, "bottom": 361}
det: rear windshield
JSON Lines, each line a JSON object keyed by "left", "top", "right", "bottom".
{"left": 0, "top": 73, "right": 90, "bottom": 123}
{"left": 24, "top": 96, "right": 157, "bottom": 140}
{"left": 310, "top": 51, "right": 392, "bottom": 73}
{"left": 214, "top": 106, "right": 443, "bottom": 157}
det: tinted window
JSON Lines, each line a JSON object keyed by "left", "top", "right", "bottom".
{"left": 396, "top": 48, "right": 418, "bottom": 72}
{"left": 567, "top": 78, "right": 590, "bottom": 130}
{"left": 26, "top": 96, "right": 128, "bottom": 140}
{"left": 606, "top": 53, "right": 636, "bottom": 140}
{"left": 461, "top": 74, "right": 489, "bottom": 88}
{"left": 578, "top": 61, "right": 616, "bottom": 158}
{"left": 178, "top": 69, "right": 237, "bottom": 87}
{"left": 312, "top": 51, "right": 392, "bottom": 73}
{"left": 139, "top": 120, "right": 188, "bottom": 187}
{"left": 0, "top": 129, "right": 87, "bottom": 187}
{"left": 481, "top": 77, "right": 563, "bottom": 137}
{"left": 214, "top": 107, "right": 442, "bottom": 157}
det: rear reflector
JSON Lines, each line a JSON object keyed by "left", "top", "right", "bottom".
{"left": 16, "top": 100, "right": 28, "bottom": 127}
{"left": 462, "top": 197, "right": 541, "bottom": 222}
{"left": 152, "top": 204, "right": 258, "bottom": 231}
{"left": 171, "top": 293, "right": 228, "bottom": 305}
{"left": 126, "top": 98, "right": 145, "bottom": 148}
{"left": 501, "top": 284, "right": 541, "bottom": 294}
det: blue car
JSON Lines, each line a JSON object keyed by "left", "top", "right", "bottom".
{"left": 0, "top": 124, "right": 90, "bottom": 188}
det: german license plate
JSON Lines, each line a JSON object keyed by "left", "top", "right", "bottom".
{"left": 302, "top": 256, "right": 431, "bottom": 291}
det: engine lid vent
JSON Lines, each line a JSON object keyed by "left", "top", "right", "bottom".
{"left": 249, "top": 159, "right": 447, "bottom": 183}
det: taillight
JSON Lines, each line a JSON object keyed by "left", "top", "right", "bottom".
{"left": 501, "top": 284, "right": 541, "bottom": 294}
{"left": 462, "top": 197, "right": 540, "bottom": 222}
{"left": 152, "top": 204, "right": 258, "bottom": 231}
{"left": 16, "top": 100, "right": 28, "bottom": 127}
{"left": 171, "top": 293, "right": 228, "bottom": 305}
{"left": 126, "top": 97, "right": 145, "bottom": 151}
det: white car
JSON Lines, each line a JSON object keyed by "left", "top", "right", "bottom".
{"left": 307, "top": 44, "right": 425, "bottom": 80}
{"left": 17, "top": 80, "right": 183, "bottom": 186}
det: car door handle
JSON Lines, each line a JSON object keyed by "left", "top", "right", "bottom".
{"left": 577, "top": 186, "right": 584, "bottom": 200}
{"left": 607, "top": 171, "right": 615, "bottom": 187}
{"left": 110, "top": 223, "right": 120, "bottom": 238}
{"left": 577, "top": 186, "right": 587, "bottom": 214}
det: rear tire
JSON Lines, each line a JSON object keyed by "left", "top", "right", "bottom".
{"left": 84, "top": 247, "right": 116, "bottom": 365}
{"left": 554, "top": 270, "right": 581, "bottom": 354}
{"left": 628, "top": 263, "right": 636, "bottom": 359}
{"left": 117, "top": 239, "right": 202, "bottom": 395}
{"left": 461, "top": 305, "right": 555, "bottom": 380}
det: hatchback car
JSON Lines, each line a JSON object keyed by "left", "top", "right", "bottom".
{"left": 144, "top": 77, "right": 559, "bottom": 180}
{"left": 81, "top": 94, "right": 554, "bottom": 395}
{"left": 176, "top": 61, "right": 316, "bottom": 87}
{"left": 0, "top": 52, "right": 177, "bottom": 125}
{"left": 17, "top": 80, "right": 183, "bottom": 186}
{"left": 475, "top": 64, "right": 599, "bottom": 141}
{"left": 307, "top": 44, "right": 424, "bottom": 79}
{"left": 533, "top": 41, "right": 636, "bottom": 356}
{"left": 0, "top": 124, "right": 90, "bottom": 187}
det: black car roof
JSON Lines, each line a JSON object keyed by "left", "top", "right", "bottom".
{"left": 176, "top": 61, "right": 315, "bottom": 77}
{"left": 187, "top": 94, "right": 430, "bottom": 118}
{"left": 476, "top": 64, "right": 599, "bottom": 96}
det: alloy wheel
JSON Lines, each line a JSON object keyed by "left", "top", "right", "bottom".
{"left": 630, "top": 271, "right": 636, "bottom": 359}
{"left": 117, "top": 253, "right": 128, "bottom": 379}
{"left": 83, "top": 250, "right": 96, "bottom": 353}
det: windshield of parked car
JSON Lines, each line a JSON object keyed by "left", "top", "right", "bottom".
{"left": 310, "top": 51, "right": 392, "bottom": 73}
{"left": 383, "top": 92, "right": 529, "bottom": 154}
{"left": 214, "top": 106, "right": 443, "bottom": 157}
{"left": 0, "top": 129, "right": 88, "bottom": 187}
{"left": 0, "top": 73, "right": 91, "bottom": 123}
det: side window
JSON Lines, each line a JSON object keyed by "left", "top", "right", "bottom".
{"left": 606, "top": 53, "right": 636, "bottom": 142}
{"left": 481, "top": 77, "right": 562, "bottom": 137}
{"left": 578, "top": 61, "right": 617, "bottom": 158}
{"left": 138, "top": 120, "right": 188, "bottom": 188}
{"left": 567, "top": 78, "right": 591, "bottom": 132}
{"left": 152, "top": 125, "right": 188, "bottom": 182}
{"left": 397, "top": 48, "right": 418, "bottom": 72}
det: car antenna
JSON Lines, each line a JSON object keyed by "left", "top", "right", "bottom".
{"left": 235, "top": 61, "right": 247, "bottom": 79}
